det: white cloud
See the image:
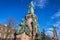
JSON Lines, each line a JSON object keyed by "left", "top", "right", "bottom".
{"left": 45, "top": 28, "right": 53, "bottom": 37}
{"left": 48, "top": 28, "right": 53, "bottom": 31}
{"left": 51, "top": 8, "right": 60, "bottom": 19}
{"left": 53, "top": 21, "right": 60, "bottom": 28}
{"left": 33, "top": 0, "right": 47, "bottom": 8}
{"left": 45, "top": 30, "right": 53, "bottom": 37}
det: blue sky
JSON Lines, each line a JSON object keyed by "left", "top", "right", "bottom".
{"left": 0, "top": 0, "right": 60, "bottom": 40}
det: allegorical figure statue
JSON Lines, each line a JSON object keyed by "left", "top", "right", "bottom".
{"left": 16, "top": 1, "right": 40, "bottom": 40}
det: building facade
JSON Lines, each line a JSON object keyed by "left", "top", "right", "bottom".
{"left": 0, "top": 24, "right": 15, "bottom": 40}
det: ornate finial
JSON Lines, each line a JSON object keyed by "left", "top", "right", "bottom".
{"left": 28, "top": 1, "right": 34, "bottom": 14}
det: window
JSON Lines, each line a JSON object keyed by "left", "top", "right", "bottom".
{"left": 5, "top": 29, "right": 7, "bottom": 32}
{"left": 8, "top": 30, "right": 10, "bottom": 33}
{"left": 8, "top": 36, "right": 9, "bottom": 38}
{"left": 0, "top": 27, "right": 1, "bottom": 30}
{"left": 0, "top": 33, "right": 1, "bottom": 37}
{"left": 1, "top": 28, "right": 3, "bottom": 30}
{"left": 4, "top": 34, "right": 6, "bottom": 38}
{"left": 3, "top": 28, "right": 5, "bottom": 31}
{"left": 7, "top": 35, "right": 11, "bottom": 39}
{"left": 1, "top": 28, "right": 5, "bottom": 31}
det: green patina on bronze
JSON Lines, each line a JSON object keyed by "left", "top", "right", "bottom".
{"left": 17, "top": 1, "right": 40, "bottom": 38}
{"left": 17, "top": 19, "right": 31, "bottom": 35}
{"left": 28, "top": 1, "right": 34, "bottom": 14}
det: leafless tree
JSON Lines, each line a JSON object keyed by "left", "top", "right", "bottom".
{"left": 6, "top": 17, "right": 17, "bottom": 27}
